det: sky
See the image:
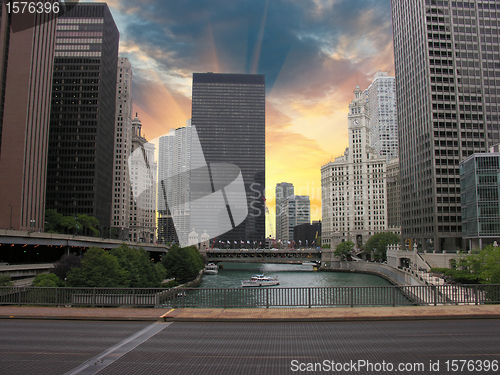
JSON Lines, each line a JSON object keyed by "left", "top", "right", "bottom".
{"left": 85, "top": 0, "right": 395, "bottom": 237}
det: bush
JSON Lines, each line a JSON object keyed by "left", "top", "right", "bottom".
{"left": 0, "top": 275, "right": 13, "bottom": 286}
{"left": 33, "top": 273, "right": 63, "bottom": 287}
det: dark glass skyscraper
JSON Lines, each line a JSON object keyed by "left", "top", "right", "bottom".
{"left": 191, "top": 73, "right": 265, "bottom": 244}
{"left": 45, "top": 3, "right": 119, "bottom": 228}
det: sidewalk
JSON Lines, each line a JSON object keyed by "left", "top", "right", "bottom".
{"left": 0, "top": 305, "right": 499, "bottom": 322}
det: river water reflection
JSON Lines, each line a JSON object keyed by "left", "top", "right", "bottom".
{"left": 199, "top": 262, "right": 394, "bottom": 288}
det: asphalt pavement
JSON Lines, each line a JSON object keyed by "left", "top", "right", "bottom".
{"left": 2, "top": 318, "right": 500, "bottom": 375}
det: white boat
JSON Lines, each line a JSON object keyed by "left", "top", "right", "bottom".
{"left": 241, "top": 274, "right": 279, "bottom": 287}
{"left": 204, "top": 263, "right": 218, "bottom": 275}
{"left": 301, "top": 261, "right": 318, "bottom": 267}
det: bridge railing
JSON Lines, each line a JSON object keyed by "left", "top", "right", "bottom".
{"left": 0, "top": 284, "right": 499, "bottom": 308}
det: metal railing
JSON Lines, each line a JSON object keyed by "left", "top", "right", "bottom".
{"left": 0, "top": 284, "right": 499, "bottom": 308}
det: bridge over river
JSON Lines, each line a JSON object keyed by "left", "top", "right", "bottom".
{"left": 204, "top": 248, "right": 322, "bottom": 264}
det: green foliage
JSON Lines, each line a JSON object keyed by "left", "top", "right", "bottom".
{"left": 155, "top": 263, "right": 167, "bottom": 281}
{"left": 334, "top": 241, "right": 355, "bottom": 261}
{"left": 430, "top": 268, "right": 482, "bottom": 284}
{"left": 0, "top": 274, "right": 13, "bottom": 286}
{"left": 458, "top": 245, "right": 500, "bottom": 284}
{"left": 163, "top": 279, "right": 179, "bottom": 288}
{"left": 364, "top": 232, "right": 401, "bottom": 261}
{"left": 44, "top": 209, "right": 100, "bottom": 236}
{"left": 66, "top": 247, "right": 128, "bottom": 287}
{"left": 33, "top": 273, "right": 63, "bottom": 287}
{"left": 52, "top": 254, "right": 81, "bottom": 281}
{"left": 44, "top": 209, "right": 65, "bottom": 233}
{"left": 161, "top": 245, "right": 204, "bottom": 282}
{"left": 321, "top": 244, "right": 331, "bottom": 249}
{"left": 77, "top": 214, "right": 99, "bottom": 237}
{"left": 110, "top": 244, "right": 164, "bottom": 287}
{"left": 431, "top": 245, "right": 500, "bottom": 284}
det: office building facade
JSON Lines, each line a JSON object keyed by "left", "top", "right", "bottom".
{"left": 321, "top": 86, "right": 387, "bottom": 248}
{"left": 157, "top": 121, "right": 194, "bottom": 245}
{"left": 391, "top": 0, "right": 500, "bottom": 251}
{"left": 0, "top": 3, "right": 57, "bottom": 231}
{"left": 387, "top": 157, "right": 401, "bottom": 231}
{"left": 191, "top": 73, "right": 265, "bottom": 243}
{"left": 129, "top": 115, "right": 156, "bottom": 243}
{"left": 280, "top": 195, "right": 310, "bottom": 243}
{"left": 363, "top": 71, "right": 398, "bottom": 161}
{"left": 275, "top": 182, "right": 294, "bottom": 240}
{"left": 45, "top": 3, "right": 119, "bottom": 229}
{"left": 293, "top": 221, "right": 321, "bottom": 248}
{"left": 111, "top": 57, "right": 133, "bottom": 239}
{"left": 460, "top": 152, "right": 500, "bottom": 250}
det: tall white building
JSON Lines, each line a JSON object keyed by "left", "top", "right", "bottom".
{"left": 129, "top": 114, "right": 157, "bottom": 243}
{"left": 157, "top": 121, "right": 195, "bottom": 246}
{"left": 363, "top": 71, "right": 398, "bottom": 161}
{"left": 111, "top": 57, "right": 133, "bottom": 239}
{"left": 275, "top": 182, "right": 294, "bottom": 240}
{"left": 280, "top": 195, "right": 310, "bottom": 243}
{"left": 321, "top": 86, "right": 387, "bottom": 248}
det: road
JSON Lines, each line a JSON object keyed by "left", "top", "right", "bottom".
{"left": 1, "top": 319, "right": 499, "bottom": 374}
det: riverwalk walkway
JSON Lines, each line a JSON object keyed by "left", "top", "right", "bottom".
{"left": 1, "top": 304, "right": 499, "bottom": 322}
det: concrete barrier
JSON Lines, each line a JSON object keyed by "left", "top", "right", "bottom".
{"left": 322, "top": 261, "right": 423, "bottom": 286}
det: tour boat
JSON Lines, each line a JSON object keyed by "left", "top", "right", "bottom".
{"left": 204, "top": 263, "right": 218, "bottom": 275}
{"left": 301, "top": 261, "right": 319, "bottom": 267}
{"left": 241, "top": 274, "right": 280, "bottom": 287}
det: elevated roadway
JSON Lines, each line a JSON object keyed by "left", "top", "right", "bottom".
{"left": 0, "top": 229, "right": 169, "bottom": 254}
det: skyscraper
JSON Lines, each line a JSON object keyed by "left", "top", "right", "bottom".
{"left": 280, "top": 195, "right": 310, "bottom": 243}
{"left": 157, "top": 121, "right": 195, "bottom": 245}
{"left": 0, "top": 3, "right": 57, "bottom": 231}
{"left": 129, "top": 115, "right": 156, "bottom": 243}
{"left": 391, "top": 0, "right": 500, "bottom": 251}
{"left": 321, "top": 86, "right": 387, "bottom": 249}
{"left": 112, "top": 57, "right": 133, "bottom": 240}
{"left": 275, "top": 182, "right": 294, "bottom": 240}
{"left": 363, "top": 71, "right": 398, "bottom": 161}
{"left": 45, "top": 3, "right": 119, "bottom": 229}
{"left": 191, "top": 73, "right": 266, "bottom": 244}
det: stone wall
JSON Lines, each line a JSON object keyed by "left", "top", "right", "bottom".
{"left": 322, "top": 260, "right": 422, "bottom": 286}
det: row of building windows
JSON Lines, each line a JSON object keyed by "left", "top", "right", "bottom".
{"left": 55, "top": 51, "right": 102, "bottom": 57}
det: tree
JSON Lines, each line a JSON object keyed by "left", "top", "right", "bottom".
{"left": 66, "top": 247, "right": 128, "bottom": 287}
{"left": 334, "top": 241, "right": 355, "bottom": 261}
{"left": 44, "top": 209, "right": 64, "bottom": 233}
{"left": 161, "top": 245, "right": 204, "bottom": 282}
{"left": 364, "top": 232, "right": 401, "bottom": 261}
{"left": 44, "top": 209, "right": 100, "bottom": 236}
{"left": 52, "top": 254, "right": 81, "bottom": 281}
{"left": 459, "top": 244, "right": 500, "bottom": 284}
{"left": 110, "top": 244, "right": 163, "bottom": 287}
{"left": 33, "top": 273, "right": 62, "bottom": 287}
{"left": 77, "top": 214, "right": 99, "bottom": 237}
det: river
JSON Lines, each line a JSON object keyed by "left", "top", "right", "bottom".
{"left": 199, "top": 262, "right": 394, "bottom": 288}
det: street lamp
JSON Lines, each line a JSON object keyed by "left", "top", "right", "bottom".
{"left": 7, "top": 204, "right": 12, "bottom": 230}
